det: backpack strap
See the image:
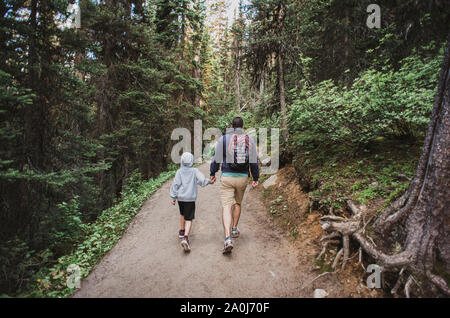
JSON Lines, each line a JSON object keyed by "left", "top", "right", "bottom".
{"left": 222, "top": 134, "right": 226, "bottom": 164}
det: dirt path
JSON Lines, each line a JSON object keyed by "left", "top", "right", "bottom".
{"left": 73, "top": 163, "right": 314, "bottom": 298}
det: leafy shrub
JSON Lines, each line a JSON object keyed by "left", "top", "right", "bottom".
{"left": 288, "top": 43, "right": 443, "bottom": 153}
{"left": 0, "top": 238, "right": 34, "bottom": 295}
{"left": 39, "top": 196, "right": 88, "bottom": 256}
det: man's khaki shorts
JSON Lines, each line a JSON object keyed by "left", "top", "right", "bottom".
{"left": 220, "top": 176, "right": 248, "bottom": 208}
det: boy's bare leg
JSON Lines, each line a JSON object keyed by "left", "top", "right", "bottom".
{"left": 231, "top": 204, "right": 241, "bottom": 228}
{"left": 184, "top": 220, "right": 192, "bottom": 236}
{"left": 180, "top": 215, "right": 185, "bottom": 230}
{"left": 222, "top": 205, "right": 233, "bottom": 238}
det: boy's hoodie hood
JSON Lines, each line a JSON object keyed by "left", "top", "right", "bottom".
{"left": 180, "top": 152, "right": 194, "bottom": 168}
{"left": 170, "top": 152, "right": 210, "bottom": 202}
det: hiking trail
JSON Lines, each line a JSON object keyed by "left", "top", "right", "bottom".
{"left": 72, "top": 162, "right": 319, "bottom": 297}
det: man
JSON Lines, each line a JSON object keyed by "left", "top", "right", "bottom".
{"left": 210, "top": 117, "right": 259, "bottom": 254}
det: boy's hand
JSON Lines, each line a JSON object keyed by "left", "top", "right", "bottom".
{"left": 171, "top": 200, "right": 176, "bottom": 205}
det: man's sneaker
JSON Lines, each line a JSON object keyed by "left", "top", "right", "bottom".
{"left": 222, "top": 237, "right": 233, "bottom": 254}
{"left": 178, "top": 229, "right": 185, "bottom": 239}
{"left": 231, "top": 227, "right": 240, "bottom": 238}
{"left": 181, "top": 236, "right": 191, "bottom": 252}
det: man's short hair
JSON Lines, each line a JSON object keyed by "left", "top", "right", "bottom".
{"left": 232, "top": 116, "right": 244, "bottom": 128}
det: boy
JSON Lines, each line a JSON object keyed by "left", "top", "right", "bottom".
{"left": 170, "top": 152, "right": 212, "bottom": 252}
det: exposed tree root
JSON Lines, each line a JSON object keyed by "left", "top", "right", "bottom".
{"left": 318, "top": 199, "right": 423, "bottom": 296}
{"left": 391, "top": 268, "right": 405, "bottom": 296}
{"left": 318, "top": 239, "right": 340, "bottom": 260}
{"left": 342, "top": 235, "right": 350, "bottom": 270}
{"left": 318, "top": 197, "right": 450, "bottom": 297}
{"left": 319, "top": 202, "right": 413, "bottom": 267}
{"left": 358, "top": 247, "right": 365, "bottom": 270}
{"left": 404, "top": 275, "right": 414, "bottom": 298}
{"left": 332, "top": 248, "right": 343, "bottom": 270}
{"left": 427, "top": 271, "right": 450, "bottom": 296}
{"left": 299, "top": 271, "right": 334, "bottom": 291}
{"left": 352, "top": 233, "right": 413, "bottom": 267}
{"left": 404, "top": 275, "right": 423, "bottom": 298}
{"left": 320, "top": 231, "right": 340, "bottom": 242}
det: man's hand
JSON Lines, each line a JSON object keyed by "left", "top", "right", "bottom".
{"left": 210, "top": 176, "right": 216, "bottom": 184}
{"left": 252, "top": 181, "right": 259, "bottom": 188}
{"left": 171, "top": 200, "right": 176, "bottom": 205}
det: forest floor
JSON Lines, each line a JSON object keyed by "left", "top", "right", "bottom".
{"left": 260, "top": 166, "right": 384, "bottom": 298}
{"left": 72, "top": 163, "right": 381, "bottom": 298}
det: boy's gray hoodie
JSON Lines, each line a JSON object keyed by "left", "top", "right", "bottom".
{"left": 170, "top": 152, "right": 210, "bottom": 202}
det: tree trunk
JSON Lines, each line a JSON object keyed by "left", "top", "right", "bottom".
{"left": 234, "top": 38, "right": 241, "bottom": 112}
{"left": 259, "top": 67, "right": 265, "bottom": 97}
{"left": 278, "top": 50, "right": 287, "bottom": 140}
{"left": 344, "top": 5, "right": 350, "bottom": 87}
{"left": 192, "top": 0, "right": 202, "bottom": 110}
{"left": 193, "top": 52, "right": 201, "bottom": 108}
{"left": 320, "top": 38, "right": 450, "bottom": 297}
{"left": 276, "top": 4, "right": 287, "bottom": 140}
{"left": 377, "top": 36, "right": 450, "bottom": 295}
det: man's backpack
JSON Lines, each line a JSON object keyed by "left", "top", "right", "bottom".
{"left": 224, "top": 134, "right": 250, "bottom": 172}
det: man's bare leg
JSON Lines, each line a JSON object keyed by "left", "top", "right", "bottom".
{"left": 232, "top": 203, "right": 241, "bottom": 229}
{"left": 222, "top": 205, "right": 234, "bottom": 253}
{"left": 222, "top": 205, "right": 233, "bottom": 238}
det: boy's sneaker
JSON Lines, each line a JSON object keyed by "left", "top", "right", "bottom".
{"left": 178, "top": 229, "right": 185, "bottom": 239}
{"left": 181, "top": 236, "right": 191, "bottom": 252}
{"left": 231, "top": 227, "right": 240, "bottom": 238}
{"left": 222, "top": 237, "right": 233, "bottom": 254}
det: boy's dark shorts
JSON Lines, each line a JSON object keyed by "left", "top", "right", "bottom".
{"left": 178, "top": 201, "right": 195, "bottom": 221}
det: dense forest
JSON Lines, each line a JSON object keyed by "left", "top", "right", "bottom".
{"left": 0, "top": 0, "right": 449, "bottom": 297}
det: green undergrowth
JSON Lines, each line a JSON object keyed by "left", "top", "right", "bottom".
{"left": 288, "top": 139, "right": 421, "bottom": 276}
{"left": 20, "top": 167, "right": 177, "bottom": 298}
{"left": 292, "top": 138, "right": 421, "bottom": 214}
{"left": 263, "top": 190, "right": 301, "bottom": 240}
{"left": 313, "top": 258, "right": 333, "bottom": 274}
